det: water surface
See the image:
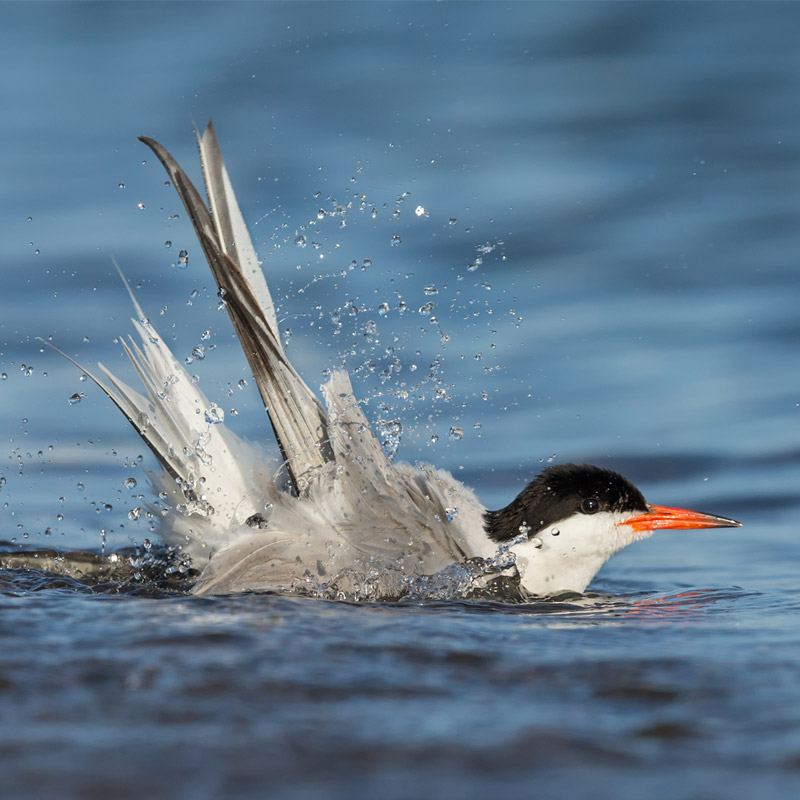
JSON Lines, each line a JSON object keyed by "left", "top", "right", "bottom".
{"left": 1, "top": 3, "right": 798, "bottom": 798}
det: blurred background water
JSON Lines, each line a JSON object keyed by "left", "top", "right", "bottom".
{"left": 1, "top": 3, "right": 799, "bottom": 799}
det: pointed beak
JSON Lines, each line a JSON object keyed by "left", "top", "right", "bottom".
{"left": 623, "top": 504, "right": 742, "bottom": 532}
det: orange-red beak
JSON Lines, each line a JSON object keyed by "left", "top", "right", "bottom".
{"left": 623, "top": 504, "right": 742, "bottom": 532}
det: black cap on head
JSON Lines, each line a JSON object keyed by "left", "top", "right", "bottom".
{"left": 485, "top": 463, "right": 649, "bottom": 543}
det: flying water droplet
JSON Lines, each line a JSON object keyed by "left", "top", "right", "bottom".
{"left": 124, "top": 477, "right": 137, "bottom": 490}
{"left": 204, "top": 403, "right": 224, "bottom": 424}
{"left": 68, "top": 393, "right": 82, "bottom": 405}
{"left": 445, "top": 507, "right": 459, "bottom": 522}
{"left": 378, "top": 419, "right": 403, "bottom": 459}
{"left": 531, "top": 537, "right": 543, "bottom": 549}
{"left": 448, "top": 426, "right": 463, "bottom": 440}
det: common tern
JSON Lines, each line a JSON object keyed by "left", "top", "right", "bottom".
{"left": 51, "top": 123, "right": 741, "bottom": 599}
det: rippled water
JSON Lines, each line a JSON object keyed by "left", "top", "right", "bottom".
{"left": 2, "top": 3, "right": 799, "bottom": 798}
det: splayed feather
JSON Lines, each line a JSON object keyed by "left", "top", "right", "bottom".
{"left": 48, "top": 122, "right": 504, "bottom": 598}
{"left": 140, "top": 126, "right": 331, "bottom": 495}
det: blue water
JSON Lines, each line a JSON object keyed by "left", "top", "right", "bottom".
{"left": 1, "top": 3, "right": 799, "bottom": 798}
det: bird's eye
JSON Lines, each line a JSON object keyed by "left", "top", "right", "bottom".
{"left": 581, "top": 497, "right": 601, "bottom": 515}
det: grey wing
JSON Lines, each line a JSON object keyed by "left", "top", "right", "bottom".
{"left": 139, "top": 122, "right": 333, "bottom": 494}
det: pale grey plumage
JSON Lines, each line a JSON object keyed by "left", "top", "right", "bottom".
{"left": 47, "top": 122, "right": 740, "bottom": 599}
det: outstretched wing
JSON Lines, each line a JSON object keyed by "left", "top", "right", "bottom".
{"left": 40, "top": 264, "right": 267, "bottom": 551}
{"left": 139, "top": 123, "right": 333, "bottom": 494}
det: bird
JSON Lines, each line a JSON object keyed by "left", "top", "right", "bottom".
{"left": 50, "top": 122, "right": 741, "bottom": 600}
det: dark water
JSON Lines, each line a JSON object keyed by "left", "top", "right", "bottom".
{"left": 1, "top": 3, "right": 799, "bottom": 798}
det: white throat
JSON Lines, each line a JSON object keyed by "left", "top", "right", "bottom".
{"left": 505, "top": 511, "right": 650, "bottom": 596}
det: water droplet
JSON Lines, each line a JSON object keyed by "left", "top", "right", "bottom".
{"left": 238, "top": 379, "right": 248, "bottom": 390}
{"left": 423, "top": 285, "right": 438, "bottom": 296}
{"left": 294, "top": 235, "right": 307, "bottom": 248}
{"left": 550, "top": 527, "right": 560, "bottom": 537}
{"left": 378, "top": 302, "right": 390, "bottom": 316}
{"left": 137, "top": 202, "right": 146, "bottom": 210}
{"left": 445, "top": 507, "right": 459, "bottom": 522}
{"left": 165, "top": 240, "right": 172, "bottom": 248}
{"left": 118, "top": 182, "right": 125, "bottom": 189}
{"left": 531, "top": 536, "right": 543, "bottom": 549}
{"left": 191, "top": 345, "right": 205, "bottom": 361}
{"left": 124, "top": 477, "right": 137, "bottom": 490}
{"left": 205, "top": 403, "right": 224, "bottom": 424}
{"left": 68, "top": 393, "right": 82, "bottom": 405}
{"left": 177, "top": 249, "right": 189, "bottom": 268}
{"left": 414, "top": 205, "right": 427, "bottom": 217}
{"left": 378, "top": 419, "right": 403, "bottom": 459}
{"left": 128, "top": 506, "right": 142, "bottom": 521}
{"left": 518, "top": 522, "right": 531, "bottom": 536}
{"left": 448, "top": 426, "right": 463, "bottom": 441}
{"left": 390, "top": 234, "right": 402, "bottom": 247}
{"left": 76, "top": 482, "right": 85, "bottom": 491}
{"left": 0, "top": 373, "right": 6, "bottom": 381}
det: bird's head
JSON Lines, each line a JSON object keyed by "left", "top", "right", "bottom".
{"left": 484, "top": 463, "right": 741, "bottom": 597}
